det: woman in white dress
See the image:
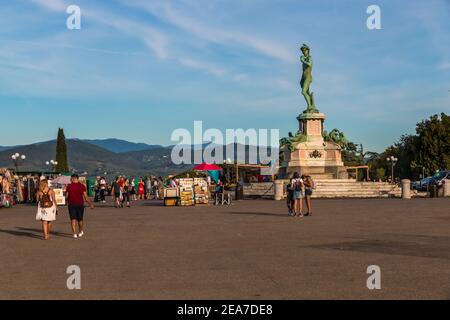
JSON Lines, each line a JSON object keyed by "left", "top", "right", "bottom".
{"left": 36, "top": 179, "right": 58, "bottom": 240}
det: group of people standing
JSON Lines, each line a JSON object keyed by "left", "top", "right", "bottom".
{"left": 287, "top": 172, "right": 315, "bottom": 217}
{"left": 110, "top": 176, "right": 163, "bottom": 208}
{"left": 36, "top": 174, "right": 93, "bottom": 240}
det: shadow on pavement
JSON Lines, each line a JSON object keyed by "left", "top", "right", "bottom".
{"left": 0, "top": 228, "right": 42, "bottom": 239}
{"left": 227, "top": 211, "right": 291, "bottom": 218}
{"left": 0, "top": 227, "right": 73, "bottom": 239}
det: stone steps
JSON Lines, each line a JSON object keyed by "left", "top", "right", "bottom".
{"left": 243, "top": 180, "right": 402, "bottom": 199}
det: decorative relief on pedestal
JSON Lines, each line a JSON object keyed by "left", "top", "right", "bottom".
{"left": 309, "top": 150, "right": 322, "bottom": 158}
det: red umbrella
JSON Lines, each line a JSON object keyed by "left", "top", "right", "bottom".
{"left": 193, "top": 163, "right": 222, "bottom": 171}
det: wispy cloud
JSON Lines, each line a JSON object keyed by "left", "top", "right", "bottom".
{"left": 122, "top": 0, "right": 295, "bottom": 64}
{"left": 31, "top": 0, "right": 66, "bottom": 11}
{"left": 177, "top": 58, "right": 227, "bottom": 77}
{"left": 437, "top": 62, "right": 450, "bottom": 70}
{"left": 30, "top": 0, "right": 169, "bottom": 59}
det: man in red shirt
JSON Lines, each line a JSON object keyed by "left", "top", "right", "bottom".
{"left": 66, "top": 174, "right": 94, "bottom": 239}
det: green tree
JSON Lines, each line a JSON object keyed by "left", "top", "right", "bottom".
{"left": 55, "top": 128, "right": 69, "bottom": 173}
{"left": 368, "top": 113, "right": 449, "bottom": 180}
{"left": 413, "top": 113, "right": 450, "bottom": 175}
{"left": 342, "top": 142, "right": 365, "bottom": 166}
{"left": 375, "top": 168, "right": 386, "bottom": 180}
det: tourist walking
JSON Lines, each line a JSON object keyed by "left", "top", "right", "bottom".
{"left": 302, "top": 175, "right": 315, "bottom": 216}
{"left": 35, "top": 179, "right": 58, "bottom": 240}
{"left": 130, "top": 178, "right": 137, "bottom": 201}
{"left": 138, "top": 178, "right": 145, "bottom": 200}
{"left": 66, "top": 174, "right": 94, "bottom": 239}
{"left": 291, "top": 172, "right": 304, "bottom": 217}
{"left": 122, "top": 178, "right": 131, "bottom": 208}
{"left": 153, "top": 178, "right": 159, "bottom": 200}
{"left": 146, "top": 177, "right": 152, "bottom": 199}
{"left": 112, "top": 177, "right": 122, "bottom": 208}
{"left": 157, "top": 177, "right": 163, "bottom": 200}
{"left": 99, "top": 176, "right": 107, "bottom": 203}
{"left": 286, "top": 180, "right": 295, "bottom": 216}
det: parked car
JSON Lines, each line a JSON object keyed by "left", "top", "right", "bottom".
{"left": 416, "top": 176, "right": 433, "bottom": 191}
{"left": 430, "top": 170, "right": 450, "bottom": 188}
{"left": 412, "top": 180, "right": 421, "bottom": 190}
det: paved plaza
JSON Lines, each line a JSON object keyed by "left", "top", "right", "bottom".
{"left": 0, "top": 198, "right": 449, "bottom": 300}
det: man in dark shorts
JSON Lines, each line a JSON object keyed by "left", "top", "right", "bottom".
{"left": 66, "top": 174, "right": 94, "bottom": 239}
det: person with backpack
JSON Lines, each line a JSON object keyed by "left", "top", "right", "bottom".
{"left": 286, "top": 180, "right": 295, "bottom": 216}
{"left": 291, "top": 172, "right": 304, "bottom": 217}
{"left": 35, "top": 179, "right": 58, "bottom": 240}
{"left": 302, "top": 174, "right": 315, "bottom": 216}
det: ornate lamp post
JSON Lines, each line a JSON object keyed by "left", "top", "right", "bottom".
{"left": 45, "top": 160, "right": 58, "bottom": 172}
{"left": 386, "top": 156, "right": 398, "bottom": 184}
{"left": 11, "top": 153, "right": 26, "bottom": 172}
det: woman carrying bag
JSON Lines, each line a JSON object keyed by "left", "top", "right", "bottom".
{"left": 35, "top": 179, "right": 58, "bottom": 240}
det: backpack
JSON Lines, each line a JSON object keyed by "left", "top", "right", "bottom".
{"left": 286, "top": 183, "right": 292, "bottom": 193}
{"left": 41, "top": 191, "right": 53, "bottom": 208}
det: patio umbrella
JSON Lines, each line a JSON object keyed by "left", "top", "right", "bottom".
{"left": 193, "top": 163, "right": 222, "bottom": 171}
{"left": 51, "top": 175, "right": 72, "bottom": 185}
{"left": 208, "top": 170, "right": 220, "bottom": 183}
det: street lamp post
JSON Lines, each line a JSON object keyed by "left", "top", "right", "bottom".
{"left": 45, "top": 160, "right": 58, "bottom": 172}
{"left": 386, "top": 156, "right": 398, "bottom": 184}
{"left": 11, "top": 153, "right": 26, "bottom": 172}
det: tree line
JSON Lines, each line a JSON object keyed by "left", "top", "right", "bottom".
{"left": 341, "top": 113, "right": 449, "bottom": 181}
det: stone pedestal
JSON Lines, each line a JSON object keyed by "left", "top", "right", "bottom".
{"left": 283, "top": 112, "right": 347, "bottom": 179}
{"left": 297, "top": 112, "right": 325, "bottom": 142}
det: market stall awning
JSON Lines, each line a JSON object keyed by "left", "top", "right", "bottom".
{"left": 193, "top": 163, "right": 222, "bottom": 171}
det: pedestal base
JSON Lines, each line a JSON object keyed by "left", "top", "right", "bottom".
{"left": 280, "top": 111, "right": 348, "bottom": 179}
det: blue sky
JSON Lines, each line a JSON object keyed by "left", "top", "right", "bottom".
{"left": 0, "top": 0, "right": 449, "bottom": 152}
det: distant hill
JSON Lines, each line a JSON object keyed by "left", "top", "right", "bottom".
{"left": 82, "top": 139, "right": 161, "bottom": 153}
{"left": 0, "top": 140, "right": 190, "bottom": 178}
{"left": 0, "top": 139, "right": 276, "bottom": 178}
{"left": 0, "top": 145, "right": 19, "bottom": 152}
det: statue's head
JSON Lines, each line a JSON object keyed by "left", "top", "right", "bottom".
{"left": 300, "top": 44, "right": 310, "bottom": 55}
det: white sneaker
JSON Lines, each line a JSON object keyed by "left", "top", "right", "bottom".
{"left": 78, "top": 231, "right": 84, "bottom": 238}
{"left": 73, "top": 234, "right": 78, "bottom": 239}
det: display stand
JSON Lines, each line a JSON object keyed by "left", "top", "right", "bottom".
{"left": 53, "top": 188, "right": 66, "bottom": 206}
{"left": 194, "top": 178, "right": 209, "bottom": 205}
{"left": 179, "top": 178, "right": 195, "bottom": 206}
{"left": 164, "top": 187, "right": 179, "bottom": 206}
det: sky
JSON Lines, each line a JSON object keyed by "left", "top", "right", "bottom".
{"left": 0, "top": 0, "right": 449, "bottom": 152}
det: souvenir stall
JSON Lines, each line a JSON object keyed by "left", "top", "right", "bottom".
{"left": 163, "top": 176, "right": 211, "bottom": 207}
{"left": 179, "top": 178, "right": 195, "bottom": 206}
{"left": 163, "top": 187, "right": 179, "bottom": 206}
{"left": 0, "top": 168, "right": 14, "bottom": 208}
{"left": 50, "top": 175, "right": 72, "bottom": 205}
{"left": 193, "top": 178, "right": 209, "bottom": 205}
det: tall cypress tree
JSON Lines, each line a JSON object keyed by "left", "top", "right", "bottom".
{"left": 55, "top": 128, "right": 70, "bottom": 173}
